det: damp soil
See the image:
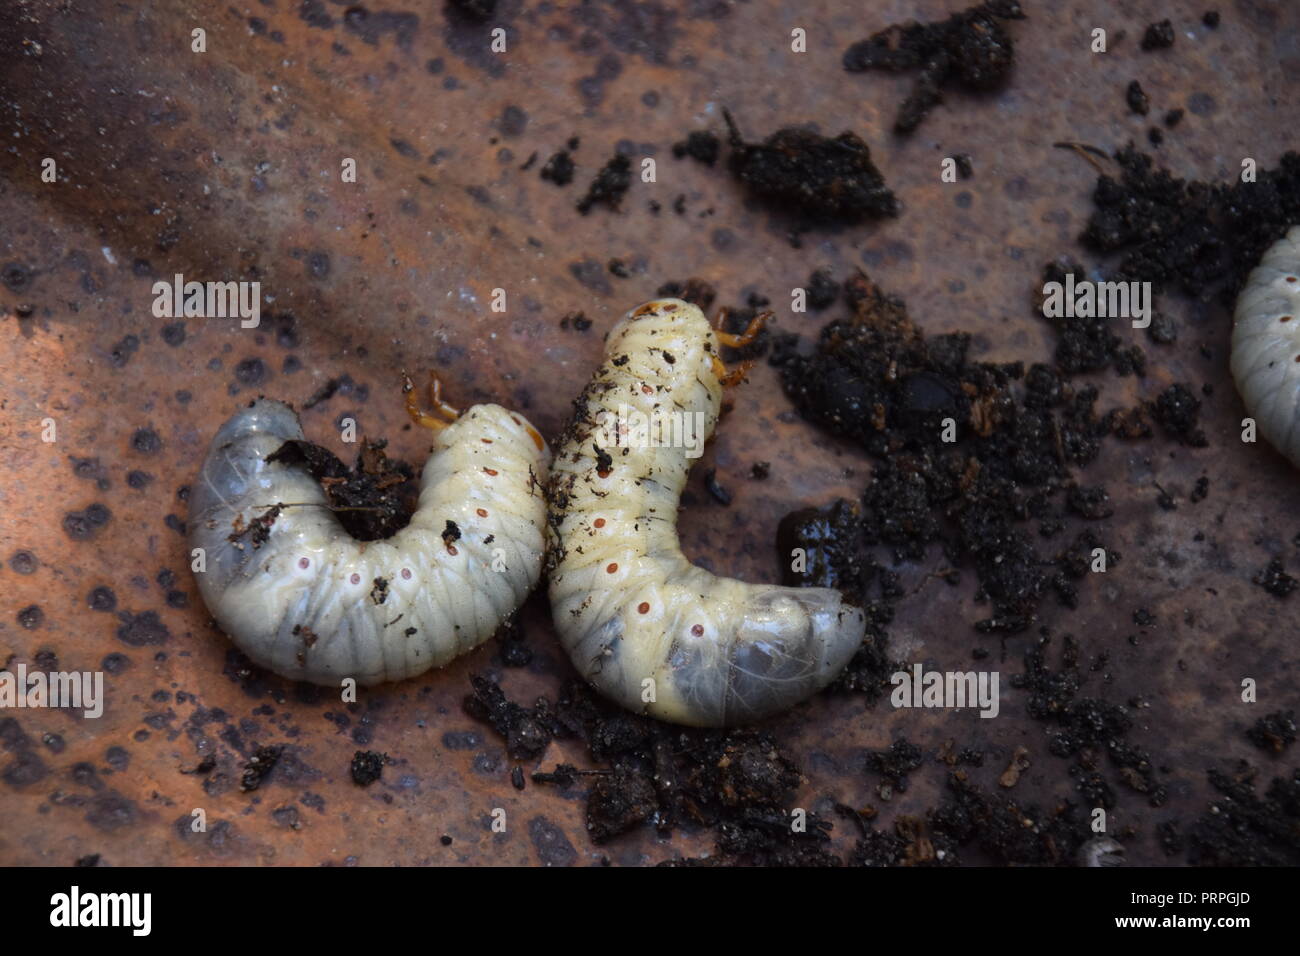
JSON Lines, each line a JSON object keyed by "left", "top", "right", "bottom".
{"left": 266, "top": 437, "right": 418, "bottom": 541}
{"left": 842, "top": 1, "right": 1026, "bottom": 134}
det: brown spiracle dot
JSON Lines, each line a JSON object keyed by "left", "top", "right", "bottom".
{"left": 637, "top": 602, "right": 650, "bottom": 614}
{"left": 476, "top": 508, "right": 488, "bottom": 517}
{"left": 1288, "top": 276, "right": 1297, "bottom": 283}
{"left": 350, "top": 573, "right": 361, "bottom": 585}
{"left": 447, "top": 544, "right": 459, "bottom": 556}
{"left": 606, "top": 562, "right": 618, "bottom": 573}
{"left": 401, "top": 568, "right": 412, "bottom": 580}
{"left": 298, "top": 557, "right": 310, "bottom": 569}
{"left": 481, "top": 438, "right": 494, "bottom": 444}
{"left": 484, "top": 467, "right": 499, "bottom": 476}
{"left": 593, "top": 518, "right": 606, "bottom": 528}
{"left": 691, "top": 624, "right": 704, "bottom": 636}
{"left": 641, "top": 385, "right": 653, "bottom": 394}
{"left": 663, "top": 303, "right": 677, "bottom": 311}
{"left": 1282, "top": 315, "right": 1293, "bottom": 322}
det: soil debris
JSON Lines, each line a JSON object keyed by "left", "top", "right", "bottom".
{"left": 842, "top": 1, "right": 1026, "bottom": 133}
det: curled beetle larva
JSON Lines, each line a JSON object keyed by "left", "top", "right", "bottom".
{"left": 1231, "top": 225, "right": 1300, "bottom": 468}
{"left": 188, "top": 382, "right": 550, "bottom": 685}
{"left": 546, "top": 298, "right": 866, "bottom": 727}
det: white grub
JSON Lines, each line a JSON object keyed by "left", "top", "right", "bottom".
{"left": 189, "top": 398, "right": 549, "bottom": 685}
{"left": 546, "top": 298, "right": 866, "bottom": 727}
{"left": 1232, "top": 225, "right": 1300, "bottom": 468}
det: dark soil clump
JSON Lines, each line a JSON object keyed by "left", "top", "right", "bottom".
{"left": 469, "top": 674, "right": 838, "bottom": 865}
{"left": 1081, "top": 146, "right": 1300, "bottom": 304}
{"left": 576, "top": 153, "right": 631, "bottom": 214}
{"left": 267, "top": 438, "right": 417, "bottom": 541}
{"left": 842, "top": 1, "right": 1026, "bottom": 133}
{"left": 722, "top": 111, "right": 899, "bottom": 227}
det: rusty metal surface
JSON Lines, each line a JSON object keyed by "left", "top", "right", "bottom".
{"left": 0, "top": 0, "right": 1297, "bottom": 865}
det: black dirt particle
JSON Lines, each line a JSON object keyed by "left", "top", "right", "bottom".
{"left": 1253, "top": 558, "right": 1296, "bottom": 598}
{"left": 540, "top": 150, "right": 576, "bottom": 186}
{"left": 1125, "top": 80, "right": 1149, "bottom": 116}
{"left": 240, "top": 746, "right": 282, "bottom": 792}
{"left": 1164, "top": 108, "right": 1184, "bottom": 128}
{"left": 1149, "top": 383, "right": 1207, "bottom": 447}
{"left": 1141, "top": 19, "right": 1175, "bottom": 51}
{"left": 63, "top": 504, "right": 111, "bottom": 541}
{"left": 307, "top": 251, "right": 331, "bottom": 278}
{"left": 9, "top": 550, "right": 37, "bottom": 574}
{"left": 463, "top": 674, "right": 555, "bottom": 760}
{"left": 70, "top": 456, "right": 111, "bottom": 490}
{"left": 560, "top": 311, "right": 593, "bottom": 332}
{"left": 569, "top": 258, "right": 612, "bottom": 295}
{"left": 723, "top": 111, "right": 899, "bottom": 225}
{"left": 704, "top": 468, "right": 731, "bottom": 506}
{"left": 498, "top": 105, "right": 528, "bottom": 137}
{"left": 807, "top": 269, "right": 840, "bottom": 310}
{"left": 1146, "top": 311, "right": 1177, "bottom": 344}
{"left": 842, "top": 1, "right": 1026, "bottom": 134}
{"left": 108, "top": 335, "right": 139, "bottom": 368}
{"left": 1066, "top": 484, "right": 1113, "bottom": 520}
{"left": 587, "top": 768, "right": 658, "bottom": 843}
{"left": 114, "top": 610, "right": 170, "bottom": 647}
{"left": 576, "top": 154, "right": 631, "bottom": 214}
{"left": 1247, "top": 711, "right": 1297, "bottom": 754}
{"left": 442, "top": 520, "right": 461, "bottom": 545}
{"left": 131, "top": 427, "right": 162, "bottom": 455}
{"left": 350, "top": 750, "right": 386, "bottom": 786}
{"left": 656, "top": 277, "right": 717, "bottom": 311}
{"left": 1, "top": 261, "right": 31, "bottom": 292}
{"left": 234, "top": 357, "right": 269, "bottom": 387}
{"left": 866, "top": 738, "right": 924, "bottom": 794}
{"left": 17, "top": 605, "right": 43, "bottom": 629}
{"left": 448, "top": 0, "right": 496, "bottom": 23}
{"left": 88, "top": 586, "right": 117, "bottom": 612}
{"left": 2, "top": 749, "right": 48, "bottom": 788}
{"left": 672, "top": 130, "right": 720, "bottom": 166}
{"left": 1158, "top": 820, "right": 1184, "bottom": 856}
{"left": 1202, "top": 11, "right": 1219, "bottom": 28}
{"left": 161, "top": 322, "right": 186, "bottom": 347}
{"left": 299, "top": 0, "right": 334, "bottom": 29}
{"left": 528, "top": 816, "right": 577, "bottom": 867}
